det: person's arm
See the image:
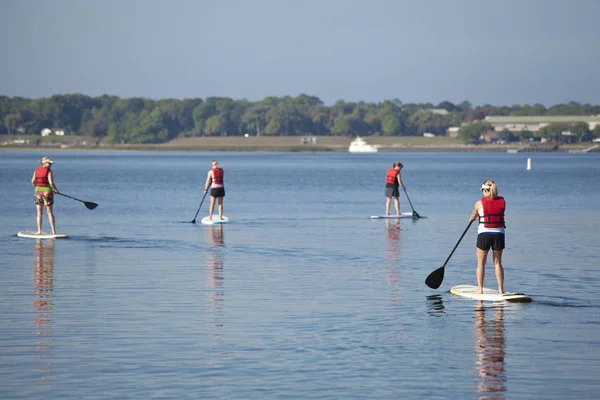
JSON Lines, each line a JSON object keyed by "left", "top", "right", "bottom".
{"left": 204, "top": 171, "right": 212, "bottom": 193}
{"left": 397, "top": 171, "right": 405, "bottom": 190}
{"left": 48, "top": 171, "right": 59, "bottom": 193}
{"left": 31, "top": 172, "right": 36, "bottom": 188}
{"left": 470, "top": 200, "right": 481, "bottom": 222}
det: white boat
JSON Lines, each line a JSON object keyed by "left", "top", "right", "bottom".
{"left": 349, "top": 137, "right": 378, "bottom": 153}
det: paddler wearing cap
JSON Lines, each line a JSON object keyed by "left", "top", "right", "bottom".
{"left": 469, "top": 179, "right": 506, "bottom": 294}
{"left": 31, "top": 157, "right": 60, "bottom": 234}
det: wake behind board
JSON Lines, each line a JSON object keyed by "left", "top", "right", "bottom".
{"left": 450, "top": 284, "right": 532, "bottom": 302}
{"left": 370, "top": 212, "right": 414, "bottom": 219}
{"left": 17, "top": 231, "right": 68, "bottom": 239}
{"left": 201, "top": 216, "right": 229, "bottom": 225}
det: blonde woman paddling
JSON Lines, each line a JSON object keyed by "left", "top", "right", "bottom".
{"left": 469, "top": 179, "right": 505, "bottom": 294}
{"left": 204, "top": 160, "right": 225, "bottom": 220}
{"left": 31, "top": 157, "right": 60, "bottom": 234}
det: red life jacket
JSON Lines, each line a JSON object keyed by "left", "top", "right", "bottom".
{"left": 385, "top": 168, "right": 398, "bottom": 185}
{"left": 34, "top": 166, "right": 50, "bottom": 187}
{"left": 480, "top": 196, "right": 506, "bottom": 228}
{"left": 212, "top": 168, "right": 224, "bottom": 186}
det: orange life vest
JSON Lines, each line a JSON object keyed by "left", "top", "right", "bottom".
{"left": 385, "top": 168, "right": 398, "bottom": 185}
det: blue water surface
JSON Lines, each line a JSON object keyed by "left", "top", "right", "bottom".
{"left": 0, "top": 150, "right": 599, "bottom": 399}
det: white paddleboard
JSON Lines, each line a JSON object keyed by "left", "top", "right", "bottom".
{"left": 201, "top": 216, "right": 229, "bottom": 225}
{"left": 370, "top": 212, "right": 414, "bottom": 219}
{"left": 17, "top": 231, "right": 68, "bottom": 239}
{"left": 450, "top": 284, "right": 532, "bottom": 302}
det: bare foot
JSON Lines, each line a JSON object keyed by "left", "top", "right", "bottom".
{"left": 498, "top": 290, "right": 504, "bottom": 294}
{"left": 475, "top": 287, "right": 483, "bottom": 294}
{"left": 35, "top": 231, "right": 41, "bottom": 235}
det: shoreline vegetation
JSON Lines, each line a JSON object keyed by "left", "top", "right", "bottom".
{"left": 1, "top": 135, "right": 598, "bottom": 153}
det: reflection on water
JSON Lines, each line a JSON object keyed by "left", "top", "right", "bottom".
{"left": 385, "top": 219, "right": 401, "bottom": 303}
{"left": 473, "top": 303, "right": 506, "bottom": 398}
{"left": 426, "top": 294, "right": 445, "bottom": 316}
{"left": 206, "top": 225, "right": 225, "bottom": 328}
{"left": 33, "top": 239, "right": 55, "bottom": 383}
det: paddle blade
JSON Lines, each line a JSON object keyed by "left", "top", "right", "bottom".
{"left": 412, "top": 211, "right": 421, "bottom": 219}
{"left": 425, "top": 267, "right": 445, "bottom": 289}
{"left": 84, "top": 201, "right": 98, "bottom": 210}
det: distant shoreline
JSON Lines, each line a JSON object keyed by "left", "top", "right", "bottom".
{"left": 1, "top": 135, "right": 597, "bottom": 153}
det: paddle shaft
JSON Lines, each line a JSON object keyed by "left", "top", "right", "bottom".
{"left": 402, "top": 187, "right": 420, "bottom": 218}
{"left": 191, "top": 190, "right": 209, "bottom": 223}
{"left": 55, "top": 192, "right": 98, "bottom": 209}
{"left": 441, "top": 220, "right": 474, "bottom": 269}
{"left": 425, "top": 219, "right": 474, "bottom": 289}
{"left": 56, "top": 192, "right": 84, "bottom": 203}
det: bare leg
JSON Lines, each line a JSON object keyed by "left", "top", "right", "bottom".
{"left": 208, "top": 197, "right": 216, "bottom": 220}
{"left": 36, "top": 204, "right": 43, "bottom": 234}
{"left": 385, "top": 196, "right": 391, "bottom": 215}
{"left": 46, "top": 205, "right": 56, "bottom": 234}
{"left": 492, "top": 249, "right": 504, "bottom": 294}
{"left": 476, "top": 248, "right": 489, "bottom": 294}
{"left": 217, "top": 197, "right": 223, "bottom": 219}
{"left": 393, "top": 197, "right": 400, "bottom": 215}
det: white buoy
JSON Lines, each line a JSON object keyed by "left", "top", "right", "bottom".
{"left": 527, "top": 158, "right": 532, "bottom": 171}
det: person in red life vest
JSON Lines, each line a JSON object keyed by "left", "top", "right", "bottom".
{"left": 204, "top": 160, "right": 225, "bottom": 220}
{"left": 31, "top": 157, "right": 60, "bottom": 235}
{"left": 384, "top": 162, "right": 405, "bottom": 215}
{"left": 469, "top": 179, "right": 506, "bottom": 294}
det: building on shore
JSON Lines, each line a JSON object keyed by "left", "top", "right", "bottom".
{"left": 484, "top": 115, "right": 600, "bottom": 133}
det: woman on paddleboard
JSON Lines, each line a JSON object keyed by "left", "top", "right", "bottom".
{"left": 384, "top": 162, "right": 405, "bottom": 216}
{"left": 31, "top": 157, "right": 60, "bottom": 235}
{"left": 204, "top": 160, "right": 225, "bottom": 221}
{"left": 469, "top": 179, "right": 505, "bottom": 295}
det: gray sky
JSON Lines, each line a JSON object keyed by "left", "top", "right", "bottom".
{"left": 1, "top": 0, "right": 598, "bottom": 106}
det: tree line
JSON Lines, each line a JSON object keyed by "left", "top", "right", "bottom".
{"left": 1, "top": 94, "right": 599, "bottom": 144}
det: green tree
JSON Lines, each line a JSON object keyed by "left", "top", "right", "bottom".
{"left": 497, "top": 128, "right": 518, "bottom": 142}
{"left": 570, "top": 122, "right": 589, "bottom": 144}
{"left": 517, "top": 130, "right": 534, "bottom": 141}
{"left": 381, "top": 114, "right": 401, "bottom": 136}
{"left": 458, "top": 122, "right": 493, "bottom": 143}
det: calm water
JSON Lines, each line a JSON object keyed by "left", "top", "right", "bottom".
{"left": 0, "top": 150, "right": 599, "bottom": 399}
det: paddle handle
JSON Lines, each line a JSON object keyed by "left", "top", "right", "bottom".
{"left": 441, "top": 220, "right": 474, "bottom": 268}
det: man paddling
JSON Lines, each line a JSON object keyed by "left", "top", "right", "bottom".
{"left": 31, "top": 157, "right": 60, "bottom": 235}
{"left": 384, "top": 162, "right": 406, "bottom": 216}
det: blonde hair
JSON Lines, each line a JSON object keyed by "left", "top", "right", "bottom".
{"left": 212, "top": 160, "right": 219, "bottom": 167}
{"left": 482, "top": 179, "right": 498, "bottom": 199}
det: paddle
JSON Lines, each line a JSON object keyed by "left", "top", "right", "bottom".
{"left": 425, "top": 220, "right": 474, "bottom": 289}
{"left": 56, "top": 192, "right": 98, "bottom": 210}
{"left": 402, "top": 187, "right": 421, "bottom": 218}
{"left": 191, "top": 190, "right": 209, "bottom": 224}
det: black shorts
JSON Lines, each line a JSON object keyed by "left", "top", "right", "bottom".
{"left": 210, "top": 187, "right": 225, "bottom": 198}
{"left": 477, "top": 233, "right": 505, "bottom": 251}
{"left": 385, "top": 184, "right": 399, "bottom": 198}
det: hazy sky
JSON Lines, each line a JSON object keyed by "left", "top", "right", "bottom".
{"left": 1, "top": 0, "right": 598, "bottom": 106}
